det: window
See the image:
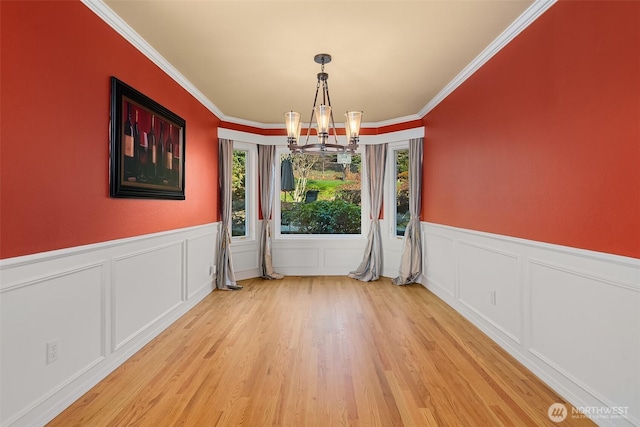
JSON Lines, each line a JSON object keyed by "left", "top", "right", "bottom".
{"left": 395, "top": 148, "right": 410, "bottom": 236}
{"left": 231, "top": 149, "right": 247, "bottom": 237}
{"left": 280, "top": 152, "right": 362, "bottom": 235}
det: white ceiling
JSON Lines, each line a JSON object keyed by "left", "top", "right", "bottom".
{"left": 101, "top": 0, "right": 536, "bottom": 126}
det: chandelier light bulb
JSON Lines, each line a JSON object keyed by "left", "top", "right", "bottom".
{"left": 285, "top": 111, "right": 301, "bottom": 141}
{"left": 345, "top": 111, "right": 362, "bottom": 140}
{"left": 315, "top": 105, "right": 331, "bottom": 136}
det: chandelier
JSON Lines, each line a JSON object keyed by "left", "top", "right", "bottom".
{"left": 286, "top": 54, "right": 362, "bottom": 154}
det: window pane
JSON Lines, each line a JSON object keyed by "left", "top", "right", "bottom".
{"left": 395, "top": 149, "right": 409, "bottom": 236}
{"left": 281, "top": 153, "right": 361, "bottom": 235}
{"left": 231, "top": 150, "right": 246, "bottom": 237}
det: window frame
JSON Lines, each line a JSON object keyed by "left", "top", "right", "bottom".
{"left": 230, "top": 141, "right": 257, "bottom": 242}
{"left": 385, "top": 141, "right": 410, "bottom": 239}
{"left": 273, "top": 145, "right": 370, "bottom": 240}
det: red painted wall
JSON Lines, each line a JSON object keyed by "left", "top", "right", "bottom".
{"left": 422, "top": 0, "right": 640, "bottom": 258}
{"left": 0, "top": 1, "right": 220, "bottom": 259}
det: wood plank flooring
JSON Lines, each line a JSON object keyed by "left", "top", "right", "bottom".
{"left": 49, "top": 276, "right": 594, "bottom": 426}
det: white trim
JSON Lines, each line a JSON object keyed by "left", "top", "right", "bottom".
{"left": 272, "top": 145, "right": 370, "bottom": 240}
{"left": 421, "top": 221, "right": 640, "bottom": 427}
{"left": 32, "top": 282, "right": 213, "bottom": 427}
{"left": 362, "top": 128, "right": 425, "bottom": 145}
{"left": 82, "top": 0, "right": 555, "bottom": 128}
{"left": 0, "top": 262, "right": 105, "bottom": 294}
{"left": 364, "top": 115, "right": 423, "bottom": 128}
{"left": 230, "top": 142, "right": 258, "bottom": 243}
{"left": 385, "top": 141, "right": 410, "bottom": 240}
{"left": 110, "top": 241, "right": 186, "bottom": 351}
{"left": 218, "top": 127, "right": 425, "bottom": 147}
{"left": 218, "top": 128, "right": 271, "bottom": 145}
{"left": 0, "top": 223, "right": 215, "bottom": 272}
{"left": 221, "top": 116, "right": 284, "bottom": 129}
{"left": 4, "top": 355, "right": 106, "bottom": 427}
{"left": 426, "top": 222, "right": 640, "bottom": 272}
{"left": 458, "top": 298, "right": 522, "bottom": 345}
{"left": 418, "top": 0, "right": 557, "bottom": 117}
{"left": 112, "top": 298, "right": 183, "bottom": 352}
{"left": 222, "top": 115, "right": 424, "bottom": 130}
{"left": 1, "top": 224, "right": 218, "bottom": 426}
{"left": 80, "top": 0, "right": 224, "bottom": 120}
{"left": 528, "top": 258, "right": 640, "bottom": 293}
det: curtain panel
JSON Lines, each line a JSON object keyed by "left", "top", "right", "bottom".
{"left": 258, "top": 145, "right": 284, "bottom": 279}
{"left": 349, "top": 143, "right": 388, "bottom": 282}
{"left": 393, "top": 138, "right": 424, "bottom": 285}
{"left": 216, "top": 138, "right": 242, "bottom": 290}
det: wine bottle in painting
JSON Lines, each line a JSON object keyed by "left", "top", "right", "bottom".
{"left": 157, "top": 121, "right": 165, "bottom": 181}
{"left": 164, "top": 124, "right": 173, "bottom": 184}
{"left": 123, "top": 103, "right": 136, "bottom": 181}
{"left": 135, "top": 110, "right": 148, "bottom": 182}
{"left": 147, "top": 115, "right": 157, "bottom": 180}
{"left": 172, "top": 129, "right": 180, "bottom": 185}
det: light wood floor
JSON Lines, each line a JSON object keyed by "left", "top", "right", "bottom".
{"left": 49, "top": 276, "right": 594, "bottom": 426}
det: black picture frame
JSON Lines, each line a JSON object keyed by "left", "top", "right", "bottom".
{"left": 110, "top": 77, "right": 186, "bottom": 200}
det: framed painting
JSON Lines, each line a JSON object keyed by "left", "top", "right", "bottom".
{"left": 110, "top": 77, "right": 186, "bottom": 199}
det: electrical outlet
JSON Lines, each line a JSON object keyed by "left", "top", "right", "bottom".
{"left": 209, "top": 264, "right": 214, "bottom": 276}
{"left": 46, "top": 339, "right": 59, "bottom": 364}
{"left": 490, "top": 290, "right": 497, "bottom": 305}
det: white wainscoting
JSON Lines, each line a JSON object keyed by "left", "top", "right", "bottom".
{"left": 421, "top": 222, "right": 640, "bottom": 427}
{"left": 0, "top": 223, "right": 218, "bottom": 427}
{"left": 230, "top": 236, "right": 260, "bottom": 281}
{"left": 272, "top": 236, "right": 367, "bottom": 276}
{"left": 228, "top": 220, "right": 374, "bottom": 279}
{"left": 268, "top": 220, "right": 404, "bottom": 277}
{"left": 227, "top": 218, "right": 410, "bottom": 279}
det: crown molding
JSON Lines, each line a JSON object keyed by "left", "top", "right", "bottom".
{"left": 221, "top": 116, "right": 283, "bottom": 129}
{"left": 218, "top": 127, "right": 425, "bottom": 147}
{"left": 418, "top": 0, "right": 557, "bottom": 118}
{"left": 82, "top": 0, "right": 555, "bottom": 129}
{"left": 207, "top": 114, "right": 424, "bottom": 130}
{"left": 80, "top": 0, "right": 226, "bottom": 120}
{"left": 366, "top": 114, "right": 423, "bottom": 128}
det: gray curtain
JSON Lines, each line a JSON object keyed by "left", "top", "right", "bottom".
{"left": 349, "top": 143, "right": 388, "bottom": 282}
{"left": 216, "top": 138, "right": 242, "bottom": 290}
{"left": 258, "top": 145, "right": 284, "bottom": 279}
{"left": 393, "top": 138, "right": 424, "bottom": 285}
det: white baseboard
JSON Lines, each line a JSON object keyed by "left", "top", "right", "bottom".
{"left": 0, "top": 223, "right": 218, "bottom": 427}
{"left": 420, "top": 222, "right": 640, "bottom": 427}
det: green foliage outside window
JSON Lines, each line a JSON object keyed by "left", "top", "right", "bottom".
{"left": 396, "top": 149, "right": 410, "bottom": 236}
{"left": 282, "top": 200, "right": 361, "bottom": 234}
{"left": 281, "top": 153, "right": 362, "bottom": 235}
{"left": 231, "top": 150, "right": 246, "bottom": 236}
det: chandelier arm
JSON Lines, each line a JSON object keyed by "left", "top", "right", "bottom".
{"left": 323, "top": 79, "right": 340, "bottom": 145}
{"left": 305, "top": 77, "right": 322, "bottom": 146}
